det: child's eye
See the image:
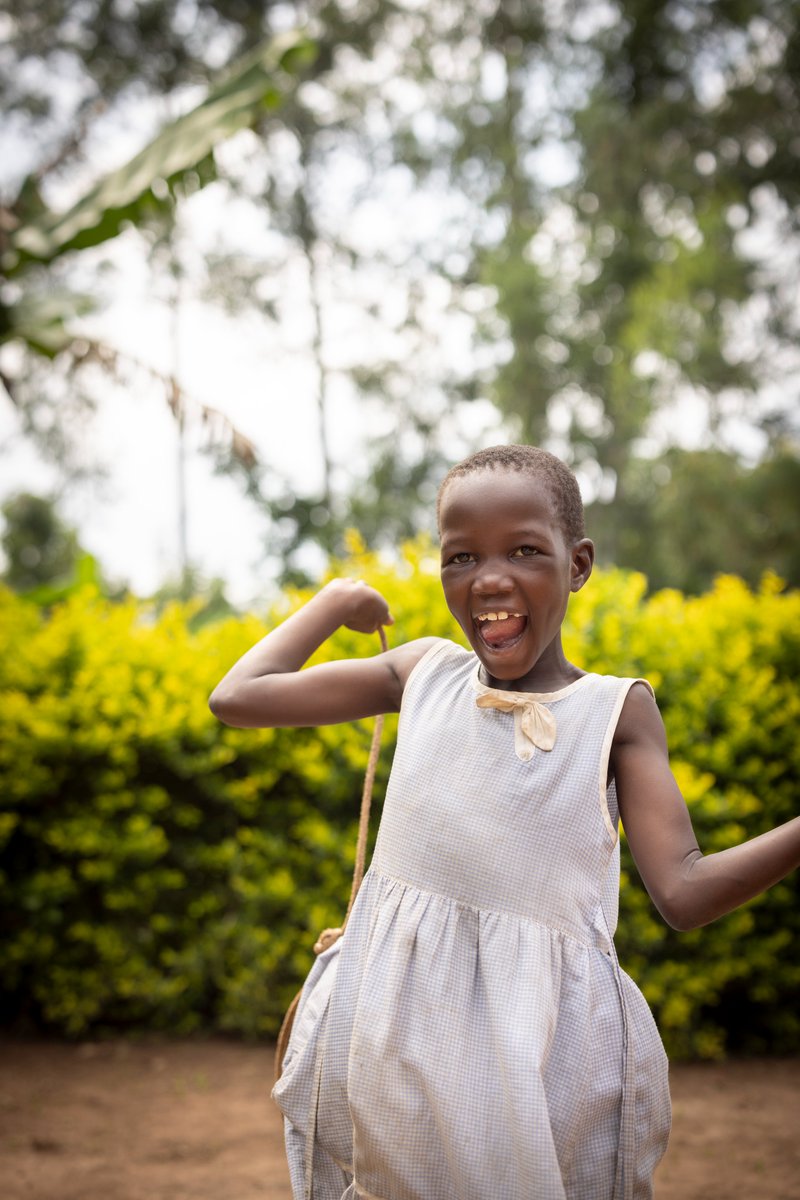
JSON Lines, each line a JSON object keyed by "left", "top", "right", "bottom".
{"left": 448, "top": 552, "right": 474, "bottom": 565}
{"left": 512, "top": 545, "right": 539, "bottom": 558}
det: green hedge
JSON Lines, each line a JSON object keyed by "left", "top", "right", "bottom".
{"left": 1, "top": 538, "right": 798, "bottom": 1057}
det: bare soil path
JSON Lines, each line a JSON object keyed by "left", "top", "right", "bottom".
{"left": 1, "top": 1039, "right": 799, "bottom": 1199}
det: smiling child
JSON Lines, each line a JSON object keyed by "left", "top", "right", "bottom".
{"left": 210, "top": 444, "right": 800, "bottom": 1200}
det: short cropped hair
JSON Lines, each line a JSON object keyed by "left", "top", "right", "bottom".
{"left": 437, "top": 445, "right": 586, "bottom": 543}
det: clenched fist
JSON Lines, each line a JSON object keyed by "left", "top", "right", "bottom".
{"left": 324, "top": 578, "right": 394, "bottom": 634}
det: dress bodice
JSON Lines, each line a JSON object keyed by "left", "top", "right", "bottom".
{"left": 373, "top": 639, "right": 647, "bottom": 949}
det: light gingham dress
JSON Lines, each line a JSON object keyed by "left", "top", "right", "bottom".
{"left": 273, "top": 639, "right": 671, "bottom": 1200}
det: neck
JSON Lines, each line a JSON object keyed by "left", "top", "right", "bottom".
{"left": 481, "top": 640, "right": 585, "bottom": 694}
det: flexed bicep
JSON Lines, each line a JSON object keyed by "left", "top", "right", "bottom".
{"left": 208, "top": 579, "right": 439, "bottom": 728}
{"left": 208, "top": 580, "right": 431, "bottom": 729}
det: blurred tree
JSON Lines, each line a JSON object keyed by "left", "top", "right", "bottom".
{"left": 1, "top": 492, "right": 82, "bottom": 591}
{"left": 593, "top": 445, "right": 800, "bottom": 593}
{"left": 0, "top": 0, "right": 269, "bottom": 124}
{"left": 148, "top": 566, "right": 239, "bottom": 626}
{"left": 1, "top": 19, "right": 312, "bottom": 583}
{"left": 559, "top": 0, "right": 799, "bottom": 546}
{"left": 1, "top": 3, "right": 497, "bottom": 585}
{"left": 397, "top": 0, "right": 799, "bottom": 566}
{"left": 2, "top": 0, "right": 798, "bottom": 589}
{"left": 0, "top": 490, "right": 130, "bottom": 601}
{"left": 164, "top": 3, "right": 512, "bottom": 579}
{"left": 1, "top": 25, "right": 314, "bottom": 437}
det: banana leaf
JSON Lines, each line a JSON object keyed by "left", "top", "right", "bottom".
{"left": 6, "top": 31, "right": 316, "bottom": 270}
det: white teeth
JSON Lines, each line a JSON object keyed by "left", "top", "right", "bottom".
{"left": 477, "top": 611, "right": 520, "bottom": 622}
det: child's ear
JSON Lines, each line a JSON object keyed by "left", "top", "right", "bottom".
{"left": 570, "top": 539, "right": 595, "bottom": 593}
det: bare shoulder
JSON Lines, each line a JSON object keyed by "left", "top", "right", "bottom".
{"left": 613, "top": 679, "right": 668, "bottom": 752}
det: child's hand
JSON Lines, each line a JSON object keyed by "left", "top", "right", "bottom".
{"left": 325, "top": 579, "right": 394, "bottom": 634}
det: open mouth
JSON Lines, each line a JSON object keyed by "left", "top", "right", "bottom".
{"left": 474, "top": 611, "right": 528, "bottom": 651}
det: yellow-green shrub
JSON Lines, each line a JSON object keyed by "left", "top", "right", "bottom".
{"left": 568, "top": 569, "right": 800, "bottom": 1057}
{"left": 0, "top": 544, "right": 798, "bottom": 1056}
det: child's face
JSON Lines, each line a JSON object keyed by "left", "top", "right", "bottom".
{"left": 438, "top": 468, "right": 593, "bottom": 689}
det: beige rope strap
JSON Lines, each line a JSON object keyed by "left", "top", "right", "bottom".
{"left": 275, "top": 625, "right": 389, "bottom": 1078}
{"left": 344, "top": 624, "right": 388, "bottom": 924}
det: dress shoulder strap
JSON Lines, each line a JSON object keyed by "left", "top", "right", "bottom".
{"left": 400, "top": 637, "right": 468, "bottom": 699}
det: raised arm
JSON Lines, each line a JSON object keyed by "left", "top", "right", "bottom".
{"left": 208, "top": 578, "right": 438, "bottom": 729}
{"left": 611, "top": 683, "right": 800, "bottom": 931}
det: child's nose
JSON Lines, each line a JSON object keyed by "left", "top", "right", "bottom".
{"left": 473, "top": 559, "right": 515, "bottom": 594}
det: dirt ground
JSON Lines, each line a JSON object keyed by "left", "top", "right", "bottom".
{"left": 1, "top": 1039, "right": 799, "bottom": 1200}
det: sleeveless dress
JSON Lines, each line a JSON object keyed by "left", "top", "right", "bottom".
{"left": 273, "top": 639, "right": 672, "bottom": 1200}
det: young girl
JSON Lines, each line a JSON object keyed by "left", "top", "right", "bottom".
{"left": 210, "top": 445, "right": 800, "bottom": 1200}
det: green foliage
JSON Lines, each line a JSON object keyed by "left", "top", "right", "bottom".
{"left": 1, "top": 493, "right": 82, "bottom": 592}
{"left": 566, "top": 567, "right": 800, "bottom": 1056}
{"left": 0, "top": 24, "right": 316, "bottom": 488}
{"left": 4, "top": 2, "right": 798, "bottom": 590}
{"left": 5, "top": 32, "right": 317, "bottom": 270}
{"left": 455, "top": 0, "right": 800, "bottom": 559}
{"left": 589, "top": 448, "right": 800, "bottom": 593}
{"left": 1, "top": 544, "right": 798, "bottom": 1057}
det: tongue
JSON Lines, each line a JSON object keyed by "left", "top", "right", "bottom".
{"left": 481, "top": 615, "right": 526, "bottom": 646}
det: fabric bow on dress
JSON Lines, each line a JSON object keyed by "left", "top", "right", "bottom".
{"left": 475, "top": 689, "right": 557, "bottom": 761}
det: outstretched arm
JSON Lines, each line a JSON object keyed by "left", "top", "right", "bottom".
{"left": 612, "top": 683, "right": 800, "bottom": 931}
{"left": 208, "top": 578, "right": 438, "bottom": 729}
